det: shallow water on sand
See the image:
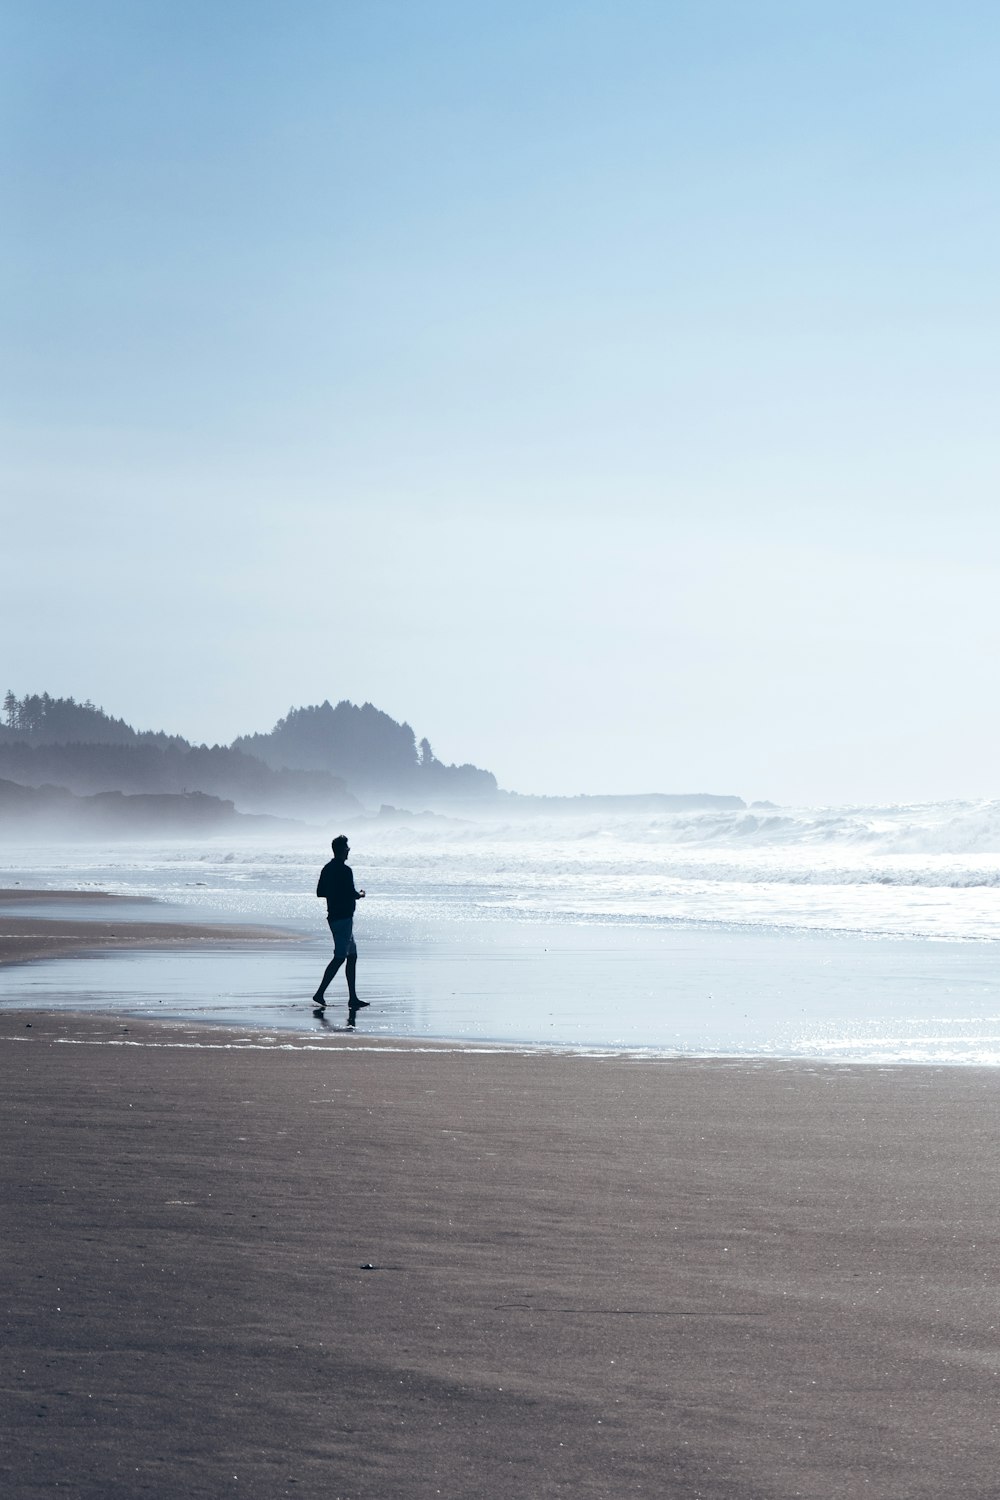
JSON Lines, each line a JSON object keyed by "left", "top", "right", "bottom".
{"left": 3, "top": 811, "right": 1000, "bottom": 1061}
{"left": 3, "top": 904, "right": 999, "bottom": 1063}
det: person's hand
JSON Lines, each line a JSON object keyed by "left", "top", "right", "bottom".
{"left": 357, "top": 889, "right": 366, "bottom": 898}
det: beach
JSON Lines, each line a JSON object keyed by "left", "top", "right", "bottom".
{"left": 6, "top": 839, "right": 1000, "bottom": 1061}
{"left": 4, "top": 995, "right": 1000, "bottom": 1497}
{"left": 0, "top": 888, "right": 296, "bottom": 968}
{"left": 10, "top": 1, "right": 1000, "bottom": 1491}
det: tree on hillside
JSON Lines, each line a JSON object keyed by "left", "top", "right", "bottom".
{"left": 233, "top": 699, "right": 419, "bottom": 781}
{"left": 233, "top": 698, "right": 497, "bottom": 798}
{"left": 0, "top": 692, "right": 186, "bottom": 749}
{"left": 1, "top": 689, "right": 498, "bottom": 804}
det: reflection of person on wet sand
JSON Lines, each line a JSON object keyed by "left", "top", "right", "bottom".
{"left": 312, "top": 835, "right": 367, "bottom": 1023}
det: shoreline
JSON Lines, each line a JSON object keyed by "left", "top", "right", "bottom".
{"left": 4, "top": 889, "right": 1000, "bottom": 1067}
{"left": 0, "top": 887, "right": 158, "bottom": 902}
{"left": 17, "top": 1002, "right": 1000, "bottom": 1068}
{"left": 4, "top": 1007, "right": 999, "bottom": 1497}
{"left": 0, "top": 887, "right": 299, "bottom": 968}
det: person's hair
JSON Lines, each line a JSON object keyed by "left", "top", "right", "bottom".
{"left": 331, "top": 834, "right": 349, "bottom": 856}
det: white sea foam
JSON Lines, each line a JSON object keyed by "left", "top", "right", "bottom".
{"left": 7, "top": 802, "right": 1000, "bottom": 941}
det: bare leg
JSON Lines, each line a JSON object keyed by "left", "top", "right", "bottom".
{"left": 313, "top": 955, "right": 344, "bottom": 1005}
{"left": 345, "top": 954, "right": 369, "bottom": 1008}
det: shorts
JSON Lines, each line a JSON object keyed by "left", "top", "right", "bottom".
{"left": 327, "top": 916, "right": 357, "bottom": 960}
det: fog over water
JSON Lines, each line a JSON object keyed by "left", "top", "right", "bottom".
{"left": 6, "top": 799, "right": 1000, "bottom": 1063}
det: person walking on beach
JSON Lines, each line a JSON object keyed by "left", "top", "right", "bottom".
{"left": 313, "top": 834, "right": 367, "bottom": 1018}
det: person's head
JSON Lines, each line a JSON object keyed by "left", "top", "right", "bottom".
{"left": 331, "top": 834, "right": 350, "bottom": 861}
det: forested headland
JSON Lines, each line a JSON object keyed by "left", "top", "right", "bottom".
{"left": 0, "top": 691, "right": 496, "bottom": 829}
{"left": 0, "top": 690, "right": 742, "bottom": 835}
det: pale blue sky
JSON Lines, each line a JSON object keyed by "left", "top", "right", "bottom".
{"left": 4, "top": 1, "right": 1000, "bottom": 802}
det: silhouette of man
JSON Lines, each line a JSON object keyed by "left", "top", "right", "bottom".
{"left": 313, "top": 834, "right": 367, "bottom": 1018}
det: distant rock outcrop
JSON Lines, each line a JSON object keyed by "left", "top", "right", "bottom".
{"left": 0, "top": 778, "right": 300, "bottom": 837}
{"left": 0, "top": 740, "right": 358, "bottom": 819}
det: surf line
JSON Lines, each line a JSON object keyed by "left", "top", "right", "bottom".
{"left": 48, "top": 1037, "right": 545, "bottom": 1055}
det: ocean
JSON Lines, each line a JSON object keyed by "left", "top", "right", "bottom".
{"left": 4, "top": 799, "right": 1000, "bottom": 1062}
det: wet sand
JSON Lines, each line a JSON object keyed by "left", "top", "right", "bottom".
{"left": 0, "top": 889, "right": 155, "bottom": 902}
{"left": 0, "top": 889, "right": 295, "bottom": 967}
{"left": 3, "top": 1007, "right": 999, "bottom": 1499}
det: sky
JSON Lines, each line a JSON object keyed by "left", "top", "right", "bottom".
{"left": 3, "top": 0, "right": 1000, "bottom": 805}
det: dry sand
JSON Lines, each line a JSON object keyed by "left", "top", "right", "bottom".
{"left": 3, "top": 1003, "right": 999, "bottom": 1499}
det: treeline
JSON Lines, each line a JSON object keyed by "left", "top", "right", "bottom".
{"left": 0, "top": 689, "right": 497, "bottom": 814}
{"left": 1, "top": 691, "right": 184, "bottom": 748}
{"left": 234, "top": 700, "right": 496, "bottom": 797}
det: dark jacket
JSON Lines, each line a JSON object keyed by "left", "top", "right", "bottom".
{"left": 317, "top": 859, "right": 360, "bottom": 920}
